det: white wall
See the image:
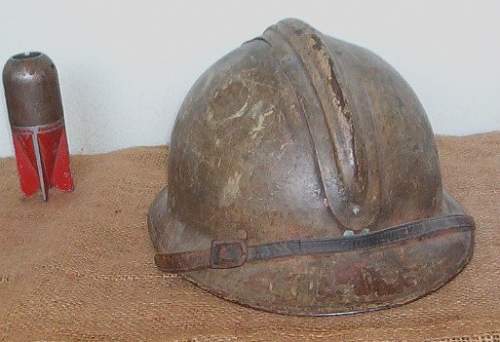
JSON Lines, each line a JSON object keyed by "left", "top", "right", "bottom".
{"left": 1, "top": 0, "right": 499, "bottom": 157}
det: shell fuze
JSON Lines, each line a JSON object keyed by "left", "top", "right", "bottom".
{"left": 148, "top": 19, "right": 475, "bottom": 316}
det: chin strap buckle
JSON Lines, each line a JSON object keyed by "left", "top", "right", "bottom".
{"left": 210, "top": 240, "right": 248, "bottom": 269}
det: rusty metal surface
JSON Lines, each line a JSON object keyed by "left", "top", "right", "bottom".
{"left": 148, "top": 18, "right": 475, "bottom": 315}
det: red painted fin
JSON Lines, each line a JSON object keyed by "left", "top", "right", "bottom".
{"left": 12, "top": 132, "right": 40, "bottom": 196}
{"left": 50, "top": 128, "right": 74, "bottom": 191}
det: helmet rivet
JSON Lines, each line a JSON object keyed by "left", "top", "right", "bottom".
{"left": 343, "top": 230, "right": 354, "bottom": 237}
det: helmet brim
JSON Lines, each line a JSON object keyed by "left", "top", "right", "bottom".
{"left": 148, "top": 187, "right": 473, "bottom": 316}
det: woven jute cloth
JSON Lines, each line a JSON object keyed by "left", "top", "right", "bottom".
{"left": 0, "top": 133, "right": 499, "bottom": 341}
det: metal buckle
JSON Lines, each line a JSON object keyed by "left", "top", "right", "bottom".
{"left": 210, "top": 240, "right": 248, "bottom": 269}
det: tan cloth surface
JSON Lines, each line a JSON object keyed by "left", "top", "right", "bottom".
{"left": 0, "top": 133, "right": 499, "bottom": 341}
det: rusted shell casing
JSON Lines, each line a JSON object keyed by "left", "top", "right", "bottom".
{"left": 3, "top": 52, "right": 73, "bottom": 200}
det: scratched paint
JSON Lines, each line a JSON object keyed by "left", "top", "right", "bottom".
{"left": 220, "top": 171, "right": 242, "bottom": 207}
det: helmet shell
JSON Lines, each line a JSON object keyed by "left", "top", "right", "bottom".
{"left": 149, "top": 19, "right": 473, "bottom": 315}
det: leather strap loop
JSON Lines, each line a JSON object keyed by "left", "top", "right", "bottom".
{"left": 155, "top": 215, "right": 475, "bottom": 273}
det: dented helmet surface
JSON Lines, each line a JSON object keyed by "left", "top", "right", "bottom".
{"left": 148, "top": 18, "right": 474, "bottom": 316}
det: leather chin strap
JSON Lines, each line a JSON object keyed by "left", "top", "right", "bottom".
{"left": 154, "top": 215, "right": 475, "bottom": 273}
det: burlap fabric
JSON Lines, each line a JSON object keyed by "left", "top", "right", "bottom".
{"left": 0, "top": 133, "right": 499, "bottom": 341}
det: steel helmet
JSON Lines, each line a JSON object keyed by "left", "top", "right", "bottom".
{"left": 148, "top": 18, "right": 474, "bottom": 316}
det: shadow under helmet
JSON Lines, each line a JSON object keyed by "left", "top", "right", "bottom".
{"left": 148, "top": 18, "right": 475, "bottom": 316}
